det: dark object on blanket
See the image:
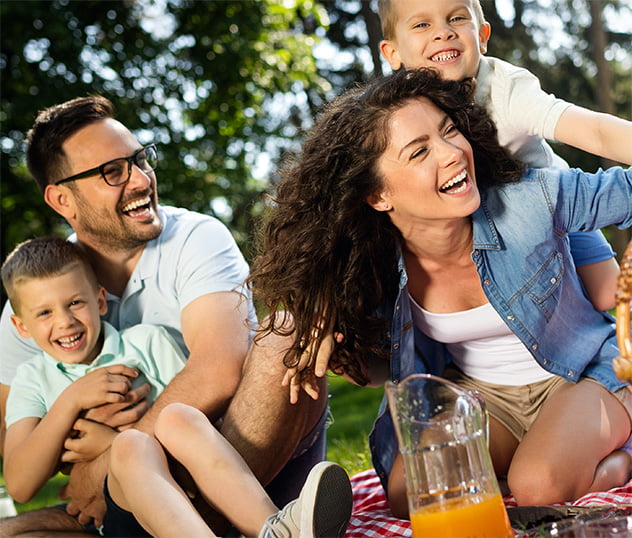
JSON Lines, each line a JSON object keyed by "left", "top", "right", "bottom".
{"left": 614, "top": 239, "right": 632, "bottom": 382}
{"left": 507, "top": 505, "right": 612, "bottom": 530}
{"left": 509, "top": 504, "right": 632, "bottom": 536}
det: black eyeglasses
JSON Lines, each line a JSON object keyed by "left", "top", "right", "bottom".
{"left": 55, "top": 144, "right": 158, "bottom": 187}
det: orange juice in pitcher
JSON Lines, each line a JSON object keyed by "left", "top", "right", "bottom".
{"left": 386, "top": 375, "right": 513, "bottom": 538}
{"left": 410, "top": 492, "right": 512, "bottom": 538}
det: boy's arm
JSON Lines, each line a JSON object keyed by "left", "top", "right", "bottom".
{"left": 4, "top": 414, "right": 75, "bottom": 503}
{"left": 3, "top": 365, "right": 137, "bottom": 503}
{"left": 576, "top": 258, "right": 620, "bottom": 312}
{"left": 555, "top": 106, "right": 632, "bottom": 166}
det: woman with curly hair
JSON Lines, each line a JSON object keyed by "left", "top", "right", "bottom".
{"left": 249, "top": 68, "right": 632, "bottom": 516}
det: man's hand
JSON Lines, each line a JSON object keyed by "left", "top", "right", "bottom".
{"left": 60, "top": 452, "right": 109, "bottom": 527}
{"left": 58, "top": 381, "right": 151, "bottom": 527}
{"left": 62, "top": 419, "right": 117, "bottom": 463}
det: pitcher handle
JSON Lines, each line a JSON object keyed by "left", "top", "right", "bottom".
{"left": 468, "top": 389, "right": 489, "bottom": 445}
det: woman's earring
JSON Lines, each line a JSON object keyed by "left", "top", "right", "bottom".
{"left": 383, "top": 203, "right": 392, "bottom": 211}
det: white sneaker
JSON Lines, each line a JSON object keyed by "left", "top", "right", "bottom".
{"left": 258, "top": 461, "right": 352, "bottom": 538}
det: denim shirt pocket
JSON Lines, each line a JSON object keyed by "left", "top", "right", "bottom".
{"left": 525, "top": 252, "right": 564, "bottom": 321}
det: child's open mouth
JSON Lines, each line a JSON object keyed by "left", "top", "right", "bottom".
{"left": 430, "top": 50, "right": 461, "bottom": 63}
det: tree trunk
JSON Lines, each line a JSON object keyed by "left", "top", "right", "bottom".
{"left": 360, "top": 1, "right": 383, "bottom": 77}
{"left": 586, "top": 0, "right": 630, "bottom": 259}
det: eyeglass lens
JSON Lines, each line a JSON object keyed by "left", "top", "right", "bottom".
{"left": 103, "top": 146, "right": 158, "bottom": 186}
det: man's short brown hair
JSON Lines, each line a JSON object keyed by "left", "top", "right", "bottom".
{"left": 26, "top": 95, "right": 114, "bottom": 193}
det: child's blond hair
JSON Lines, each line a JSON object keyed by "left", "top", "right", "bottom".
{"left": 1, "top": 237, "right": 98, "bottom": 313}
{"left": 377, "top": 0, "right": 487, "bottom": 40}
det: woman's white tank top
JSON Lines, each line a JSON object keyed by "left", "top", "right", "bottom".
{"left": 409, "top": 296, "right": 552, "bottom": 385}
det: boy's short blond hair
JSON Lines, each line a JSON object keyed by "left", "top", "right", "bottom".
{"left": 1, "top": 236, "right": 98, "bottom": 313}
{"left": 377, "top": 0, "right": 487, "bottom": 40}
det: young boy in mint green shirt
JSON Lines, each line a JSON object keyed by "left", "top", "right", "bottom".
{"left": 1, "top": 236, "right": 352, "bottom": 538}
{"left": 1, "top": 236, "right": 186, "bottom": 502}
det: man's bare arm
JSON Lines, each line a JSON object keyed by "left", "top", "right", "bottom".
{"left": 135, "top": 291, "right": 250, "bottom": 429}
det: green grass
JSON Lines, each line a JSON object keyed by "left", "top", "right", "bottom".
{"left": 1, "top": 374, "right": 384, "bottom": 514}
{"left": 326, "top": 374, "right": 384, "bottom": 475}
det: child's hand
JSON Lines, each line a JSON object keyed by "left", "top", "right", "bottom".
{"left": 61, "top": 418, "right": 117, "bottom": 463}
{"left": 83, "top": 382, "right": 151, "bottom": 430}
{"left": 63, "top": 364, "right": 140, "bottom": 413}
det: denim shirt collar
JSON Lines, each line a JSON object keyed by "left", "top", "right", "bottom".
{"left": 472, "top": 202, "right": 502, "bottom": 251}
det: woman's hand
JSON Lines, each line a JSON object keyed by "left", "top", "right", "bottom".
{"left": 283, "top": 332, "right": 343, "bottom": 403}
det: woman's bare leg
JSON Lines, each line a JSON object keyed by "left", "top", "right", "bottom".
{"left": 590, "top": 449, "right": 631, "bottom": 492}
{"left": 507, "top": 379, "right": 631, "bottom": 506}
{"left": 488, "top": 416, "right": 519, "bottom": 477}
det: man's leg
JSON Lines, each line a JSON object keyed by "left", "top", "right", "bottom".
{"left": 220, "top": 328, "right": 329, "bottom": 505}
{"left": 264, "top": 403, "right": 329, "bottom": 507}
{"left": 0, "top": 506, "right": 94, "bottom": 537}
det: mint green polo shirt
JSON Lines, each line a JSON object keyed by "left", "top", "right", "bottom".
{"left": 6, "top": 321, "right": 186, "bottom": 428}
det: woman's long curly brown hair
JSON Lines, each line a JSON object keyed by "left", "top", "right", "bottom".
{"left": 249, "top": 68, "right": 524, "bottom": 385}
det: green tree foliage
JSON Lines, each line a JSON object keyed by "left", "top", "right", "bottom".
{"left": 1, "top": 0, "right": 631, "bottom": 275}
{"left": 1, "top": 0, "right": 330, "bottom": 270}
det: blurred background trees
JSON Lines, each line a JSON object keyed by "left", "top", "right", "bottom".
{"left": 1, "top": 0, "right": 631, "bottom": 287}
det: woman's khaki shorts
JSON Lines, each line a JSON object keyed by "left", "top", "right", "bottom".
{"left": 444, "top": 367, "right": 632, "bottom": 442}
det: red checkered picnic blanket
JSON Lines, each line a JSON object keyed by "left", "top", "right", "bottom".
{"left": 345, "top": 469, "right": 632, "bottom": 537}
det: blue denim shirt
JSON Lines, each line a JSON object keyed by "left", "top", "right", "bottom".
{"left": 369, "top": 166, "right": 632, "bottom": 491}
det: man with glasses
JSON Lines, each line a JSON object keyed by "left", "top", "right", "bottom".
{"left": 0, "top": 96, "right": 328, "bottom": 536}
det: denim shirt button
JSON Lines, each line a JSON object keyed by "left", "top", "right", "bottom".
{"left": 483, "top": 279, "right": 490, "bottom": 286}
{"left": 550, "top": 277, "right": 557, "bottom": 284}
{"left": 542, "top": 359, "right": 547, "bottom": 364}
{"left": 393, "top": 343, "right": 400, "bottom": 350}
{"left": 473, "top": 250, "right": 480, "bottom": 257}
{"left": 568, "top": 370, "right": 574, "bottom": 377}
{"left": 531, "top": 344, "right": 538, "bottom": 350}
{"left": 507, "top": 315, "right": 515, "bottom": 321}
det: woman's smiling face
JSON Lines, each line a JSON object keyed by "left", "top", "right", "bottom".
{"left": 372, "top": 97, "right": 480, "bottom": 226}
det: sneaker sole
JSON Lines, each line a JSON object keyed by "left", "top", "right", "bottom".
{"left": 300, "top": 462, "right": 353, "bottom": 538}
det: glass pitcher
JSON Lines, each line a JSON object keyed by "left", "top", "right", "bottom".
{"left": 386, "top": 374, "right": 512, "bottom": 538}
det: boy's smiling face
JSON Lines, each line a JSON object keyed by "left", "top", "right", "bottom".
{"left": 10, "top": 263, "right": 107, "bottom": 365}
{"left": 380, "top": 0, "right": 491, "bottom": 81}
